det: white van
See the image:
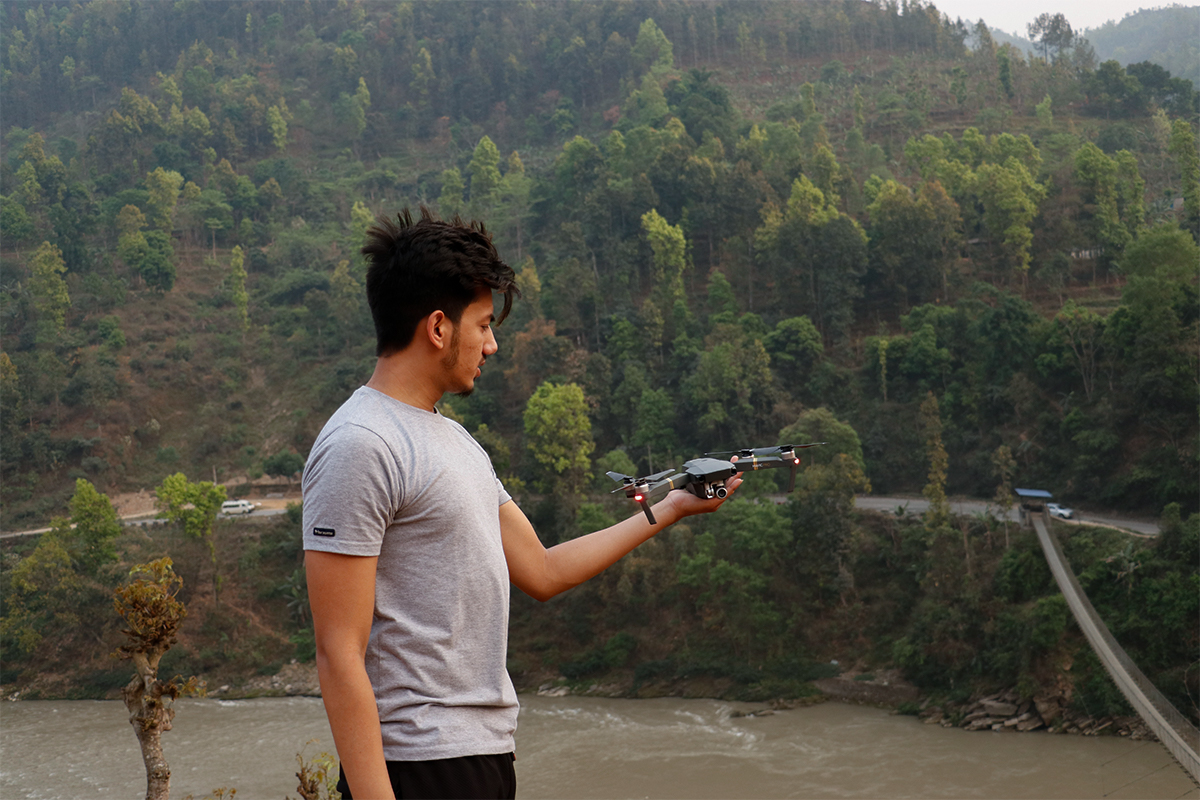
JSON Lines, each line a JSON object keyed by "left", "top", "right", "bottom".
{"left": 221, "top": 499, "right": 258, "bottom": 516}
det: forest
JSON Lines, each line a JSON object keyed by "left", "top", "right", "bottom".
{"left": 0, "top": 0, "right": 1197, "bottom": 718}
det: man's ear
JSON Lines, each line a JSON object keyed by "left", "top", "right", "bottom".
{"left": 425, "top": 310, "right": 448, "bottom": 350}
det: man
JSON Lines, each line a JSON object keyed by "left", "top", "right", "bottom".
{"left": 303, "top": 208, "right": 740, "bottom": 799}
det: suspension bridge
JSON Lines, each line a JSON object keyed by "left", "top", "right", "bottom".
{"left": 1021, "top": 492, "right": 1199, "bottom": 787}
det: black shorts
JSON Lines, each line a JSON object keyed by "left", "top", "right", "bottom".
{"left": 336, "top": 752, "right": 516, "bottom": 800}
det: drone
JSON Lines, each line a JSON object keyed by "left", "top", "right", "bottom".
{"left": 606, "top": 443, "right": 827, "bottom": 524}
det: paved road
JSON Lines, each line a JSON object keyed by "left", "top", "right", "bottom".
{"left": 0, "top": 507, "right": 289, "bottom": 539}
{"left": 0, "top": 496, "right": 1159, "bottom": 539}
{"left": 852, "top": 495, "right": 1160, "bottom": 535}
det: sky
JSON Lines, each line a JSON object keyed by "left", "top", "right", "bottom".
{"left": 926, "top": 0, "right": 1163, "bottom": 37}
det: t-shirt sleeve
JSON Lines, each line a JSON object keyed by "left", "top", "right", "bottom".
{"left": 302, "top": 423, "right": 401, "bottom": 556}
{"left": 496, "top": 474, "right": 511, "bottom": 506}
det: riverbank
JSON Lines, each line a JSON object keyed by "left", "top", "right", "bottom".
{"left": 125, "top": 658, "right": 1162, "bottom": 747}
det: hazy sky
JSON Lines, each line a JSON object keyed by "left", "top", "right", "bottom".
{"left": 928, "top": 0, "right": 1161, "bottom": 37}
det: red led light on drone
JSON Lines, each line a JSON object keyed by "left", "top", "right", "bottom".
{"left": 634, "top": 494, "right": 644, "bottom": 502}
{"left": 793, "top": 458, "right": 800, "bottom": 464}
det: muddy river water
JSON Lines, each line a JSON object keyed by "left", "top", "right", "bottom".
{"left": 1, "top": 695, "right": 1195, "bottom": 799}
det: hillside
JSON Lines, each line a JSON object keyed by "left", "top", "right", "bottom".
{"left": 1, "top": 0, "right": 1196, "bottom": 724}
{"left": 2, "top": 0, "right": 1197, "bottom": 535}
{"left": 982, "top": 6, "right": 1200, "bottom": 90}
{"left": 1086, "top": 5, "right": 1200, "bottom": 87}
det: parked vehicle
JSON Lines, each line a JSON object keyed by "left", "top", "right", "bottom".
{"left": 1047, "top": 502, "right": 1074, "bottom": 519}
{"left": 220, "top": 499, "right": 258, "bottom": 516}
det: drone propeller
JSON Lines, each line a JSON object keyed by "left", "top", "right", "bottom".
{"left": 706, "top": 442, "right": 827, "bottom": 458}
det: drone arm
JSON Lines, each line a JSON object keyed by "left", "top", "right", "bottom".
{"left": 731, "top": 454, "right": 800, "bottom": 491}
{"left": 732, "top": 455, "right": 787, "bottom": 473}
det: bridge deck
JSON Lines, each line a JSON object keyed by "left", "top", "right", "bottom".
{"left": 1032, "top": 515, "right": 1200, "bottom": 786}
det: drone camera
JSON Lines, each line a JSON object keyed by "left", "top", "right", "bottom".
{"left": 715, "top": 486, "right": 728, "bottom": 499}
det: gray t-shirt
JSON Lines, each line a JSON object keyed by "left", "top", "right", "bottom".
{"left": 302, "top": 386, "right": 518, "bottom": 761}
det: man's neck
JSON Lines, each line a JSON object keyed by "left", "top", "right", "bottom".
{"left": 365, "top": 353, "right": 443, "bottom": 412}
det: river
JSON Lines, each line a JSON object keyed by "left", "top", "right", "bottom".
{"left": 1, "top": 695, "right": 1195, "bottom": 799}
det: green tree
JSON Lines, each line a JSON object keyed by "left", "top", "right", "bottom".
{"left": 1074, "top": 142, "right": 1131, "bottom": 262}
{"left": 676, "top": 524, "right": 783, "bottom": 660}
{"left": 1035, "top": 94, "right": 1053, "bottom": 129}
{"left": 350, "top": 200, "right": 374, "bottom": 249}
{"left": 641, "top": 209, "right": 689, "bottom": 348}
{"left": 1113, "top": 150, "right": 1145, "bottom": 239}
{"left": 497, "top": 152, "right": 533, "bottom": 260}
{"left": 438, "top": 167, "right": 465, "bottom": 219}
{"left": 997, "top": 49, "right": 1014, "bottom": 99}
{"left": 523, "top": 382, "right": 595, "bottom": 497}
{"left": 67, "top": 478, "right": 122, "bottom": 577}
{"left": 0, "top": 353, "right": 21, "bottom": 437}
{"left": 0, "top": 194, "right": 35, "bottom": 250}
{"left": 28, "top": 241, "right": 70, "bottom": 342}
{"left": 920, "top": 392, "right": 950, "bottom": 532}
{"left": 705, "top": 268, "right": 739, "bottom": 323}
{"left": 868, "top": 180, "right": 943, "bottom": 309}
{"left": 228, "top": 245, "right": 249, "bottom": 333}
{"left": 682, "top": 325, "right": 775, "bottom": 444}
{"left": 144, "top": 168, "right": 184, "bottom": 232}
{"left": 1028, "top": 12, "right": 1075, "bottom": 62}
{"left": 330, "top": 259, "right": 363, "bottom": 347}
{"left": 263, "top": 450, "right": 305, "bottom": 482}
{"left": 624, "top": 74, "right": 671, "bottom": 127}
{"left": 411, "top": 47, "right": 436, "bottom": 108}
{"left": 113, "top": 558, "right": 201, "bottom": 800}
{"left": 777, "top": 407, "right": 865, "bottom": 470}
{"left": 788, "top": 452, "right": 871, "bottom": 601}
{"left": 155, "top": 473, "right": 227, "bottom": 602}
{"left": 1120, "top": 223, "right": 1200, "bottom": 281}
{"left": 468, "top": 135, "right": 502, "bottom": 215}
{"left": 631, "top": 18, "right": 674, "bottom": 75}
{"left": 266, "top": 101, "right": 289, "bottom": 152}
{"left": 1, "top": 530, "right": 83, "bottom": 658}
{"left": 810, "top": 214, "right": 868, "bottom": 340}
{"left": 809, "top": 144, "right": 842, "bottom": 208}
{"left": 973, "top": 159, "right": 1046, "bottom": 273}
{"left": 1054, "top": 300, "right": 1105, "bottom": 401}
{"left": 1168, "top": 119, "right": 1200, "bottom": 232}
{"left": 630, "top": 388, "right": 677, "bottom": 474}
{"left": 16, "top": 160, "right": 42, "bottom": 212}
{"left": 340, "top": 77, "right": 371, "bottom": 142}
{"left": 138, "top": 231, "right": 177, "bottom": 292}
{"left": 98, "top": 316, "right": 126, "bottom": 350}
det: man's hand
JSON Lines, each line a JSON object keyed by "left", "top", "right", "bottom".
{"left": 654, "top": 455, "right": 744, "bottom": 523}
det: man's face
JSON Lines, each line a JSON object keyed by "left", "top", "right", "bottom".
{"left": 441, "top": 289, "right": 498, "bottom": 397}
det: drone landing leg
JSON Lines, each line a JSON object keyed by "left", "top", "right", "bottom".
{"left": 639, "top": 500, "right": 656, "bottom": 525}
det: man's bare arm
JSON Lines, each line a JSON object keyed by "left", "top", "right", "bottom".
{"left": 500, "top": 474, "right": 742, "bottom": 602}
{"left": 306, "top": 550, "right": 395, "bottom": 800}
